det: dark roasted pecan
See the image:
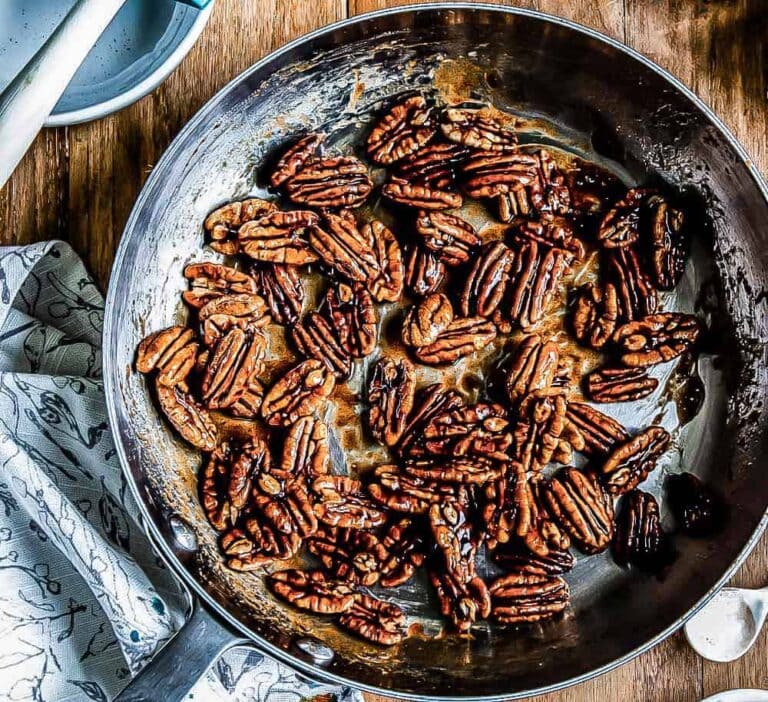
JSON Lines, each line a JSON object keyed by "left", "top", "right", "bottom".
{"left": 311, "top": 210, "right": 380, "bottom": 283}
{"left": 402, "top": 293, "right": 454, "bottom": 347}
{"left": 285, "top": 156, "right": 373, "bottom": 208}
{"left": 366, "top": 220, "right": 404, "bottom": 302}
{"left": 260, "top": 359, "right": 336, "bottom": 427}
{"left": 367, "top": 358, "right": 416, "bottom": 447}
{"left": 367, "top": 464, "right": 463, "bottom": 514}
{"left": 268, "top": 569, "right": 356, "bottom": 614}
{"left": 603, "top": 246, "right": 658, "bottom": 322}
{"left": 382, "top": 181, "right": 463, "bottom": 210}
{"left": 489, "top": 572, "right": 569, "bottom": 624}
{"left": 613, "top": 312, "right": 701, "bottom": 367}
{"left": 405, "top": 457, "right": 502, "bottom": 485}
{"left": 280, "top": 415, "right": 329, "bottom": 478}
{"left": 570, "top": 282, "right": 619, "bottom": 350}
{"left": 270, "top": 133, "right": 325, "bottom": 188}
{"left": 204, "top": 198, "right": 278, "bottom": 255}
{"left": 221, "top": 525, "right": 300, "bottom": 571}
{"left": 380, "top": 518, "right": 426, "bottom": 587}
{"left": 291, "top": 312, "right": 353, "bottom": 378}
{"left": 528, "top": 150, "right": 571, "bottom": 216}
{"left": 513, "top": 390, "right": 567, "bottom": 473}
{"left": 542, "top": 468, "right": 614, "bottom": 555}
{"left": 514, "top": 217, "right": 583, "bottom": 258}
{"left": 397, "top": 384, "right": 465, "bottom": 458}
{"left": 565, "top": 161, "right": 625, "bottom": 217}
{"left": 460, "top": 241, "right": 515, "bottom": 318}
{"left": 413, "top": 316, "right": 497, "bottom": 365}
{"left": 366, "top": 95, "right": 435, "bottom": 165}
{"left": 229, "top": 377, "right": 265, "bottom": 419}
{"left": 394, "top": 142, "right": 470, "bottom": 191}
{"left": 200, "top": 328, "right": 266, "bottom": 409}
{"left": 613, "top": 490, "right": 671, "bottom": 571}
{"left": 666, "top": 472, "right": 726, "bottom": 537}
{"left": 322, "top": 282, "right": 377, "bottom": 358}
{"left": 492, "top": 538, "right": 575, "bottom": 576}
{"left": 307, "top": 526, "right": 389, "bottom": 586}
{"left": 198, "top": 293, "right": 270, "bottom": 346}
{"left": 155, "top": 383, "right": 217, "bottom": 451}
{"left": 415, "top": 211, "right": 480, "bottom": 266}
{"left": 137, "top": 325, "right": 196, "bottom": 375}
{"left": 647, "top": 195, "right": 687, "bottom": 290}
{"left": 312, "top": 476, "right": 388, "bottom": 530}
{"left": 182, "top": 263, "right": 258, "bottom": 309}
{"left": 430, "top": 569, "right": 491, "bottom": 635}
{"left": 441, "top": 108, "right": 517, "bottom": 151}
{"left": 251, "top": 263, "right": 304, "bottom": 325}
{"left": 337, "top": 594, "right": 407, "bottom": 645}
{"left": 586, "top": 366, "right": 659, "bottom": 403}
{"left": 597, "top": 188, "right": 655, "bottom": 249}
{"left": 403, "top": 244, "right": 446, "bottom": 296}
{"left": 238, "top": 210, "right": 320, "bottom": 265}
{"left": 564, "top": 401, "right": 630, "bottom": 457}
{"left": 505, "top": 334, "right": 560, "bottom": 405}
{"left": 600, "top": 426, "right": 670, "bottom": 495}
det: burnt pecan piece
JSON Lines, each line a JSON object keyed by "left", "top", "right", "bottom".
{"left": 586, "top": 366, "right": 659, "bottom": 403}
{"left": 238, "top": 210, "right": 321, "bottom": 266}
{"left": 394, "top": 142, "right": 470, "bottom": 191}
{"left": 366, "top": 220, "right": 404, "bottom": 302}
{"left": 380, "top": 518, "right": 426, "bottom": 587}
{"left": 505, "top": 334, "right": 560, "bottom": 405}
{"left": 311, "top": 210, "right": 380, "bottom": 283}
{"left": 198, "top": 293, "right": 270, "bottom": 347}
{"left": 367, "top": 464, "right": 467, "bottom": 514}
{"left": 251, "top": 263, "right": 304, "bottom": 326}
{"left": 462, "top": 151, "right": 539, "bottom": 221}
{"left": 489, "top": 573, "right": 569, "bottom": 624}
{"left": 204, "top": 198, "right": 278, "bottom": 255}
{"left": 155, "top": 383, "right": 217, "bottom": 451}
{"left": 666, "top": 472, "right": 726, "bottom": 537}
{"left": 402, "top": 293, "right": 454, "bottom": 347}
{"left": 200, "top": 328, "right": 266, "bottom": 409}
{"left": 492, "top": 538, "right": 575, "bottom": 577}
{"left": 597, "top": 188, "right": 655, "bottom": 249}
{"left": 367, "top": 358, "right": 416, "bottom": 447}
{"left": 291, "top": 312, "right": 353, "bottom": 378}
{"left": 603, "top": 246, "right": 658, "bottom": 322}
{"left": 366, "top": 95, "right": 435, "bottom": 165}
{"left": 183, "top": 263, "right": 258, "bottom": 309}
{"left": 382, "top": 181, "right": 463, "bottom": 210}
{"left": 337, "top": 594, "right": 407, "bottom": 646}
{"left": 542, "top": 468, "right": 614, "bottom": 555}
{"left": 136, "top": 326, "right": 196, "bottom": 375}
{"left": 460, "top": 241, "right": 515, "bottom": 318}
{"left": 647, "top": 195, "right": 687, "bottom": 290}
{"left": 413, "top": 317, "right": 497, "bottom": 365}
{"left": 570, "top": 283, "right": 619, "bottom": 350}
{"left": 441, "top": 108, "right": 517, "bottom": 151}
{"left": 313, "top": 476, "right": 388, "bottom": 530}
{"left": 565, "top": 402, "right": 630, "bottom": 457}
{"left": 260, "top": 359, "right": 336, "bottom": 427}
{"left": 600, "top": 426, "right": 670, "bottom": 495}
{"left": 280, "top": 415, "right": 329, "bottom": 478}
{"left": 270, "top": 133, "right": 325, "bottom": 188}
{"left": 307, "top": 526, "right": 389, "bottom": 586}
{"left": 322, "top": 282, "right": 377, "bottom": 358}
{"left": 415, "top": 211, "right": 480, "bottom": 266}
{"left": 268, "top": 569, "right": 356, "bottom": 614}
{"left": 513, "top": 390, "right": 567, "bottom": 473}
{"left": 613, "top": 490, "right": 671, "bottom": 571}
{"left": 397, "top": 384, "right": 465, "bottom": 459}
{"left": 403, "top": 244, "right": 446, "bottom": 296}
{"left": 285, "top": 156, "right": 373, "bottom": 208}
{"left": 613, "top": 313, "right": 701, "bottom": 367}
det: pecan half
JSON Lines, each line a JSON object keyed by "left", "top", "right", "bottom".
{"left": 405, "top": 457, "right": 503, "bottom": 485}
{"left": 403, "top": 244, "right": 446, "bottom": 296}
{"left": 155, "top": 341, "right": 198, "bottom": 387}
{"left": 251, "top": 263, "right": 304, "bottom": 326}
{"left": 291, "top": 312, "right": 353, "bottom": 378}
{"left": 221, "top": 526, "right": 301, "bottom": 571}
{"left": 402, "top": 293, "right": 454, "bottom": 347}
{"left": 311, "top": 211, "right": 380, "bottom": 283}
{"left": 251, "top": 467, "right": 318, "bottom": 538}
{"left": 322, "top": 282, "right": 377, "bottom": 358}
{"left": 382, "top": 181, "right": 463, "bottom": 210}
{"left": 285, "top": 156, "right": 373, "bottom": 208}
{"left": 198, "top": 293, "right": 270, "bottom": 346}
{"left": 542, "top": 468, "right": 614, "bottom": 555}
{"left": 415, "top": 211, "right": 480, "bottom": 266}
{"left": 492, "top": 538, "right": 575, "bottom": 576}
{"left": 489, "top": 573, "right": 569, "bottom": 624}
{"left": 270, "top": 133, "right": 325, "bottom": 188}
{"left": 366, "top": 220, "right": 404, "bottom": 302}
{"left": 460, "top": 241, "right": 515, "bottom": 318}
{"left": 441, "top": 108, "right": 517, "bottom": 151}
{"left": 367, "top": 358, "right": 416, "bottom": 447}
{"left": 337, "top": 594, "right": 407, "bottom": 645}
{"left": 204, "top": 198, "right": 278, "bottom": 255}
{"left": 229, "top": 378, "right": 265, "bottom": 419}
{"left": 312, "top": 476, "right": 388, "bottom": 530}
{"left": 260, "top": 359, "right": 336, "bottom": 427}
{"left": 648, "top": 195, "right": 687, "bottom": 290}
{"left": 600, "top": 426, "right": 670, "bottom": 495}
{"left": 238, "top": 210, "right": 320, "bottom": 266}
{"left": 505, "top": 334, "right": 560, "bottom": 405}
{"left": 380, "top": 518, "right": 426, "bottom": 587}
{"left": 564, "top": 402, "right": 630, "bottom": 457}
{"left": 529, "top": 150, "right": 571, "bottom": 216}
{"left": 268, "top": 569, "right": 356, "bottom": 614}
{"left": 280, "top": 415, "right": 330, "bottom": 478}
{"left": 366, "top": 95, "right": 435, "bottom": 165}
{"left": 397, "top": 384, "right": 465, "bottom": 459}
{"left": 137, "top": 326, "right": 196, "bottom": 374}
{"left": 597, "top": 188, "right": 654, "bottom": 249}
{"left": 513, "top": 390, "right": 567, "bottom": 473}
{"left": 666, "top": 472, "right": 726, "bottom": 537}
{"left": 367, "top": 465, "right": 458, "bottom": 514}
{"left": 394, "top": 142, "right": 470, "bottom": 191}
{"left": 586, "top": 366, "right": 659, "bottom": 403}
{"left": 200, "top": 328, "right": 266, "bottom": 409}
{"left": 603, "top": 247, "right": 658, "bottom": 322}
{"left": 182, "top": 263, "right": 258, "bottom": 309}
{"left": 155, "top": 383, "right": 217, "bottom": 451}
{"left": 570, "top": 283, "right": 619, "bottom": 350}
{"left": 613, "top": 489, "right": 671, "bottom": 571}
{"left": 413, "top": 316, "right": 497, "bottom": 365}
{"left": 613, "top": 313, "right": 701, "bottom": 367}
{"left": 307, "top": 526, "right": 389, "bottom": 586}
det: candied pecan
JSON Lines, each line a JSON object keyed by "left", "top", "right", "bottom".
{"left": 307, "top": 526, "right": 389, "bottom": 586}
{"left": 338, "top": 594, "right": 407, "bottom": 645}
{"left": 403, "top": 244, "right": 446, "bottom": 296}
{"left": 570, "top": 283, "right": 618, "bottom": 350}
{"left": 505, "top": 335, "right": 560, "bottom": 405}
{"left": 402, "top": 293, "right": 454, "bottom": 347}
{"left": 613, "top": 313, "right": 701, "bottom": 367}
{"left": 415, "top": 211, "right": 480, "bottom": 266}
{"left": 413, "top": 317, "right": 497, "bottom": 365}
{"left": 182, "top": 263, "right": 258, "bottom": 309}
{"left": 367, "top": 464, "right": 464, "bottom": 514}
{"left": 252, "top": 467, "right": 318, "bottom": 538}
{"left": 366, "top": 95, "right": 435, "bottom": 165}
{"left": 489, "top": 572, "right": 569, "bottom": 624}
{"left": 492, "top": 538, "right": 575, "bottom": 576}
{"left": 666, "top": 472, "right": 726, "bottom": 537}
{"left": 460, "top": 241, "right": 515, "bottom": 318}
{"left": 224, "top": 522, "right": 302, "bottom": 571}
{"left": 380, "top": 518, "right": 426, "bottom": 587}
{"left": 280, "top": 415, "right": 329, "bottom": 478}
{"left": 322, "top": 282, "right": 377, "bottom": 358}
{"left": 430, "top": 569, "right": 491, "bottom": 634}
{"left": 260, "top": 359, "right": 336, "bottom": 427}
{"left": 268, "top": 569, "right": 356, "bottom": 614}
{"left": 647, "top": 195, "right": 687, "bottom": 290}
{"left": 441, "top": 108, "right": 517, "bottom": 151}
{"left": 238, "top": 210, "right": 320, "bottom": 266}
{"left": 367, "top": 358, "right": 416, "bottom": 447}
{"left": 285, "top": 156, "right": 373, "bottom": 208}
{"left": 397, "top": 384, "right": 465, "bottom": 458}
{"left": 462, "top": 151, "right": 539, "bottom": 221}
{"left": 597, "top": 188, "right": 655, "bottom": 249}
{"left": 564, "top": 402, "right": 630, "bottom": 457}
{"left": 137, "top": 326, "right": 196, "bottom": 374}
{"left": 565, "top": 161, "right": 625, "bottom": 216}
{"left": 529, "top": 150, "right": 571, "bottom": 216}
{"left": 251, "top": 263, "right": 304, "bottom": 326}
{"left": 312, "top": 476, "right": 388, "bottom": 530}
{"left": 600, "top": 426, "right": 670, "bottom": 495}
{"left": 542, "top": 468, "right": 614, "bottom": 555}
{"left": 204, "top": 198, "right": 278, "bottom": 255}
{"left": 155, "top": 383, "right": 217, "bottom": 451}
{"left": 514, "top": 217, "right": 583, "bottom": 259}
{"left": 291, "top": 312, "right": 353, "bottom": 378}
{"left": 586, "top": 366, "right": 659, "bottom": 403}
{"left": 405, "top": 457, "right": 503, "bottom": 485}
{"left": 366, "top": 220, "right": 404, "bottom": 302}
{"left": 270, "top": 133, "right": 325, "bottom": 188}
{"left": 613, "top": 490, "right": 671, "bottom": 571}
{"left": 382, "top": 181, "right": 463, "bottom": 210}
{"left": 513, "top": 390, "right": 567, "bottom": 473}
{"left": 310, "top": 210, "right": 380, "bottom": 283}
{"left": 603, "top": 247, "right": 658, "bottom": 322}
{"left": 394, "top": 142, "right": 470, "bottom": 191}
{"left": 198, "top": 293, "right": 270, "bottom": 346}
{"left": 229, "top": 378, "right": 265, "bottom": 419}
{"left": 200, "top": 328, "right": 265, "bottom": 409}
{"left": 155, "top": 341, "right": 198, "bottom": 387}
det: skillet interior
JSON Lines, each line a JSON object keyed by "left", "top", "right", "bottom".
{"left": 104, "top": 6, "right": 768, "bottom": 698}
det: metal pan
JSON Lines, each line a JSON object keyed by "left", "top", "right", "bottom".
{"left": 104, "top": 5, "right": 768, "bottom": 701}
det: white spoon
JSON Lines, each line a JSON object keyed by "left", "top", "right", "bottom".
{"left": 685, "top": 586, "right": 768, "bottom": 662}
{"left": 701, "top": 690, "right": 768, "bottom": 702}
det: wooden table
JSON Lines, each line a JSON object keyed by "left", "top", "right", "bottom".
{"left": 1, "top": 1, "right": 766, "bottom": 700}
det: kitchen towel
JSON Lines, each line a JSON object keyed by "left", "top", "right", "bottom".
{"left": 0, "top": 241, "right": 363, "bottom": 702}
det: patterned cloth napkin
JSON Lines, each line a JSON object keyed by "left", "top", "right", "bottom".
{"left": 0, "top": 242, "right": 362, "bottom": 702}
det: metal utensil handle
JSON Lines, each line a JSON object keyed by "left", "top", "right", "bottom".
{"left": 114, "top": 599, "right": 248, "bottom": 702}
{"left": 0, "top": 0, "right": 127, "bottom": 188}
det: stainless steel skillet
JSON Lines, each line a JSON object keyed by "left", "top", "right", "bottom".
{"left": 104, "top": 5, "right": 768, "bottom": 701}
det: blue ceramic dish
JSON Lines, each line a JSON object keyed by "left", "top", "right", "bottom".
{"left": 0, "top": 0, "right": 214, "bottom": 126}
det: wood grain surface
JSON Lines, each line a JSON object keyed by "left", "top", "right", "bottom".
{"left": 1, "top": 1, "right": 766, "bottom": 700}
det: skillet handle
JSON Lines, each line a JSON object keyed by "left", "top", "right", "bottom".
{"left": 114, "top": 599, "right": 248, "bottom": 702}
